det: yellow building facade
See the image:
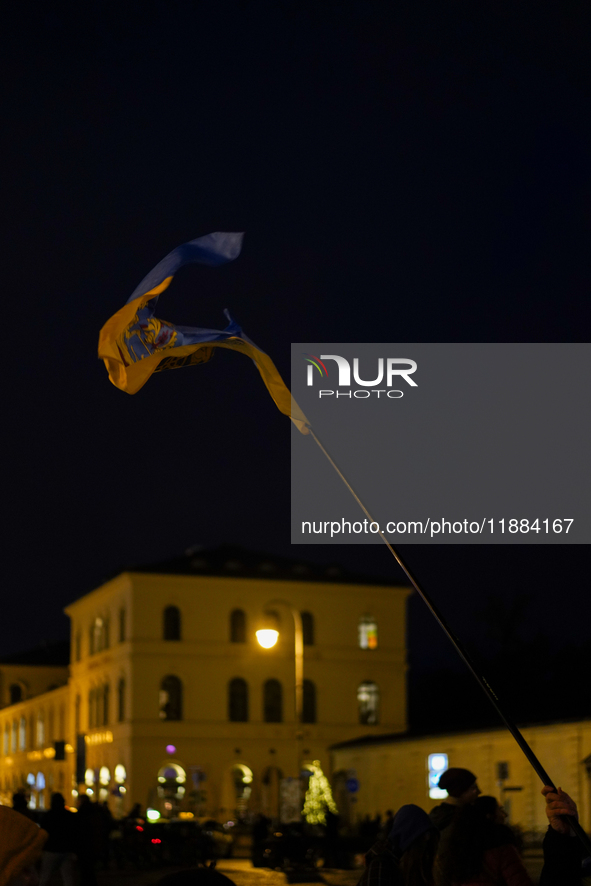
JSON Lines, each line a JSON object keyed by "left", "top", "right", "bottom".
{"left": 331, "top": 720, "right": 591, "bottom": 837}
{"left": 0, "top": 548, "right": 410, "bottom": 819}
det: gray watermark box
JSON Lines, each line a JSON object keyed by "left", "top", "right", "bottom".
{"left": 291, "top": 343, "right": 590, "bottom": 544}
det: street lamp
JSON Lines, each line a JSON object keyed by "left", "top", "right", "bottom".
{"left": 256, "top": 601, "right": 304, "bottom": 771}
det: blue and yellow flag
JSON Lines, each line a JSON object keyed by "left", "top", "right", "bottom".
{"left": 98, "top": 231, "right": 309, "bottom": 433}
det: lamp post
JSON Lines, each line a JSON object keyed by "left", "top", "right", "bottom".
{"left": 256, "top": 600, "right": 304, "bottom": 779}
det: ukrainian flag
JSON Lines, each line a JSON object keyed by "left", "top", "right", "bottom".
{"left": 98, "top": 232, "right": 309, "bottom": 433}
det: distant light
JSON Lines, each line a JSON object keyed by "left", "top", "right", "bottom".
{"left": 151, "top": 838, "right": 162, "bottom": 844}
{"left": 147, "top": 809, "right": 161, "bottom": 821}
{"left": 429, "top": 787, "right": 448, "bottom": 799}
{"left": 136, "top": 825, "right": 144, "bottom": 831}
{"left": 256, "top": 629, "right": 279, "bottom": 648}
{"left": 86, "top": 789, "right": 94, "bottom": 796}
{"left": 428, "top": 754, "right": 448, "bottom": 772}
{"left": 166, "top": 745, "right": 176, "bottom": 755}
{"left": 120, "top": 786, "right": 127, "bottom": 794}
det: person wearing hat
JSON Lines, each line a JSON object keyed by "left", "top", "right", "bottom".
{"left": 358, "top": 804, "right": 439, "bottom": 886}
{"left": 0, "top": 805, "right": 48, "bottom": 886}
{"left": 430, "top": 769, "right": 481, "bottom": 833}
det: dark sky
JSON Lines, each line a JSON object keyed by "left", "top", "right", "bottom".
{"left": 2, "top": 2, "right": 590, "bottom": 695}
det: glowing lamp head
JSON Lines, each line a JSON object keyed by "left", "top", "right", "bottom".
{"left": 146, "top": 808, "right": 161, "bottom": 821}
{"left": 165, "top": 745, "right": 176, "bottom": 755}
{"left": 256, "top": 629, "right": 279, "bottom": 648}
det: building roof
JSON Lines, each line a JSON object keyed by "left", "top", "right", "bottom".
{"left": 127, "top": 544, "right": 410, "bottom": 587}
{"left": 330, "top": 717, "right": 591, "bottom": 751}
{"left": 0, "top": 640, "right": 70, "bottom": 667}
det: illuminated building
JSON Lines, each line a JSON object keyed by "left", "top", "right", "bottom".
{"left": 0, "top": 546, "right": 409, "bottom": 818}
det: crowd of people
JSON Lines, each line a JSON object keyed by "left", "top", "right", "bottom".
{"left": 358, "top": 767, "right": 587, "bottom": 886}
{"left": 0, "top": 768, "right": 589, "bottom": 886}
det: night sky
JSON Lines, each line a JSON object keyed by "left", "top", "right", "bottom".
{"left": 3, "top": 2, "right": 590, "bottom": 722}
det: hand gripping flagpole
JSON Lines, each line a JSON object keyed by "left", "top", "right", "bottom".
{"left": 307, "top": 427, "right": 591, "bottom": 853}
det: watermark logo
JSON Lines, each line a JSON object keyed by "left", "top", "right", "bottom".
{"left": 304, "top": 354, "right": 417, "bottom": 399}
{"left": 303, "top": 354, "right": 329, "bottom": 383}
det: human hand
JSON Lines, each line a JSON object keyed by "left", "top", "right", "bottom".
{"left": 542, "top": 785, "right": 578, "bottom": 834}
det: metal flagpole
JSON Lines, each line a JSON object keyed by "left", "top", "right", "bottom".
{"left": 308, "top": 427, "right": 591, "bottom": 854}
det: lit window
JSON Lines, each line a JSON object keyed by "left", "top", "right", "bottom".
{"left": 36, "top": 772, "right": 45, "bottom": 790}
{"left": 229, "top": 678, "right": 248, "bottom": 722}
{"left": 159, "top": 676, "right": 182, "bottom": 721}
{"left": 99, "top": 766, "right": 111, "bottom": 785}
{"left": 163, "top": 607, "right": 181, "bottom": 641}
{"left": 114, "top": 764, "right": 126, "bottom": 784}
{"left": 36, "top": 714, "right": 45, "bottom": 747}
{"left": 11, "top": 721, "right": 17, "bottom": 753}
{"left": 230, "top": 609, "right": 246, "bottom": 643}
{"left": 85, "top": 768, "right": 95, "bottom": 786}
{"left": 19, "top": 718, "right": 26, "bottom": 751}
{"left": 263, "top": 679, "right": 282, "bottom": 723}
{"left": 427, "top": 753, "right": 449, "bottom": 798}
{"left": 357, "top": 681, "right": 379, "bottom": 724}
{"left": 358, "top": 615, "right": 378, "bottom": 650}
{"left": 93, "top": 618, "right": 105, "bottom": 653}
{"left": 3, "top": 725, "right": 9, "bottom": 755}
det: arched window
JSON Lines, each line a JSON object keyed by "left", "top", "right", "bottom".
{"left": 88, "top": 690, "right": 95, "bottom": 729}
{"left": 163, "top": 606, "right": 181, "bottom": 641}
{"left": 302, "top": 679, "right": 317, "bottom": 723}
{"left": 159, "top": 676, "right": 182, "bottom": 720}
{"left": 228, "top": 678, "right": 248, "bottom": 722}
{"left": 358, "top": 681, "right": 379, "bottom": 724}
{"left": 301, "top": 612, "right": 314, "bottom": 646}
{"left": 9, "top": 684, "right": 23, "bottom": 705}
{"left": 230, "top": 609, "right": 246, "bottom": 643}
{"left": 119, "top": 608, "right": 126, "bottom": 642}
{"left": 36, "top": 713, "right": 45, "bottom": 747}
{"left": 102, "top": 684, "right": 110, "bottom": 726}
{"left": 93, "top": 617, "right": 105, "bottom": 653}
{"left": 263, "top": 679, "right": 282, "bottom": 723}
{"left": 358, "top": 614, "right": 378, "bottom": 650}
{"left": 118, "top": 678, "right": 125, "bottom": 722}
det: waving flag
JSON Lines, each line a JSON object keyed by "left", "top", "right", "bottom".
{"left": 98, "top": 232, "right": 309, "bottom": 432}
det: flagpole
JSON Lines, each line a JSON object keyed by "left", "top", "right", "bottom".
{"left": 307, "top": 427, "right": 591, "bottom": 853}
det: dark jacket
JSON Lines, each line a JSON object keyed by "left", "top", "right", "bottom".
{"left": 39, "top": 808, "right": 78, "bottom": 853}
{"left": 539, "top": 826, "right": 585, "bottom": 886}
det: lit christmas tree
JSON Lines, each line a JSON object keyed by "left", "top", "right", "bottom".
{"left": 302, "top": 760, "right": 338, "bottom": 825}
